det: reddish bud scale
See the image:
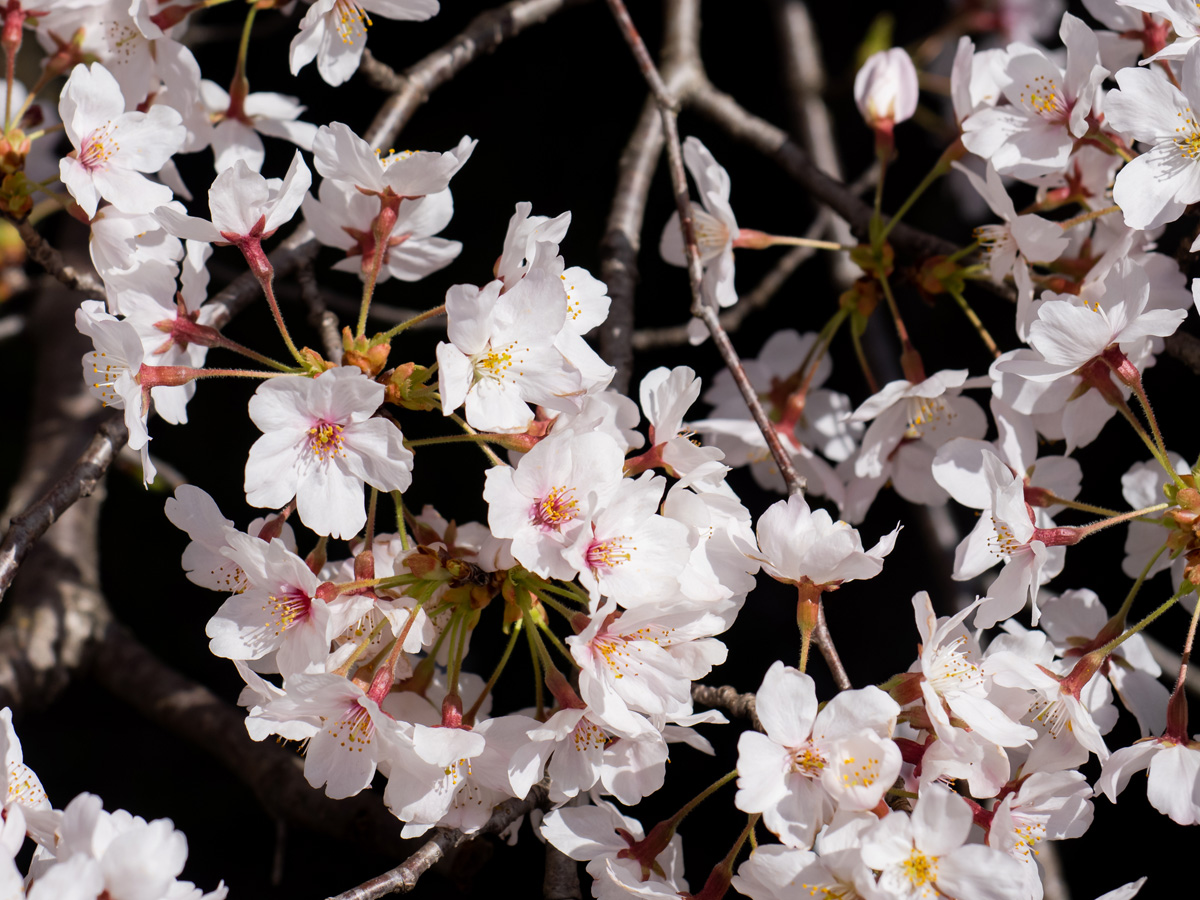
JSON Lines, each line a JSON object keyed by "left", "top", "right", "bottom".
{"left": 315, "top": 582, "right": 341, "bottom": 604}
{"left": 684, "top": 860, "right": 735, "bottom": 900}
{"left": 1059, "top": 651, "right": 1106, "bottom": 699}
{"left": 1023, "top": 485, "right": 1054, "bottom": 508}
{"left": 731, "top": 228, "right": 773, "bottom": 250}
{"left": 149, "top": 3, "right": 201, "bottom": 31}
{"left": 1, "top": 4, "right": 27, "bottom": 57}
{"left": 1074, "top": 358, "right": 1124, "bottom": 407}
{"left": 623, "top": 443, "right": 667, "bottom": 477}
{"left": 894, "top": 736, "right": 929, "bottom": 769}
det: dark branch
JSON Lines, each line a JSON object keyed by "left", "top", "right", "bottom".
{"left": 324, "top": 786, "right": 550, "bottom": 900}
{"left": 9, "top": 216, "right": 106, "bottom": 301}
{"left": 691, "top": 683, "right": 762, "bottom": 732}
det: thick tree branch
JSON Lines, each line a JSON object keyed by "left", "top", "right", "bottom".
{"left": 324, "top": 786, "right": 550, "bottom": 900}
{"left": 691, "top": 683, "right": 761, "bottom": 732}
{"left": 0, "top": 414, "right": 126, "bottom": 605}
{"left": 91, "top": 624, "right": 419, "bottom": 860}
{"left": 8, "top": 216, "right": 106, "bottom": 302}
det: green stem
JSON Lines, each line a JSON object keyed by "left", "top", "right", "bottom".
{"left": 1114, "top": 400, "right": 1180, "bottom": 486}
{"left": 1114, "top": 543, "right": 1170, "bottom": 624}
{"left": 528, "top": 589, "right": 576, "bottom": 621}
{"left": 1092, "top": 132, "right": 1134, "bottom": 163}
{"left": 849, "top": 324, "right": 879, "bottom": 394}
{"left": 665, "top": 769, "right": 738, "bottom": 828}
{"left": 391, "top": 491, "right": 411, "bottom": 551}
{"left": 1128, "top": 376, "right": 1185, "bottom": 491}
{"left": 259, "top": 273, "right": 307, "bottom": 366}
{"left": 1056, "top": 204, "right": 1120, "bottom": 231}
{"left": 464, "top": 623, "right": 523, "bottom": 725}
{"left": 1074, "top": 503, "right": 1170, "bottom": 541}
{"left": 946, "top": 240, "right": 980, "bottom": 265}
{"left": 526, "top": 615, "right": 544, "bottom": 720}
{"left": 377, "top": 303, "right": 448, "bottom": 342}
{"left": 1041, "top": 495, "right": 1122, "bottom": 517}
{"left": 536, "top": 618, "right": 577, "bottom": 668}
{"left": 877, "top": 152, "right": 951, "bottom": 246}
{"left": 449, "top": 413, "right": 505, "bottom": 467}
{"left": 1095, "top": 584, "right": 1190, "bottom": 659}
{"left": 406, "top": 433, "right": 507, "bottom": 448}
{"left": 947, "top": 286, "right": 999, "bottom": 358}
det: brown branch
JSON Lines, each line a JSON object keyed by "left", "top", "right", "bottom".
{"left": 604, "top": 0, "right": 806, "bottom": 496}
{"left": 814, "top": 601, "right": 852, "bottom": 691}
{"left": 690, "top": 683, "right": 762, "bottom": 732}
{"left": 298, "top": 258, "right": 344, "bottom": 363}
{"left": 9, "top": 216, "right": 106, "bottom": 301}
{"left": 360, "top": 0, "right": 587, "bottom": 153}
{"left": 91, "top": 624, "right": 420, "bottom": 860}
{"left": 687, "top": 79, "right": 957, "bottom": 261}
{"left": 0, "top": 413, "right": 126, "bottom": 605}
{"left": 1165, "top": 332, "right": 1200, "bottom": 377}
{"left": 324, "top": 785, "right": 550, "bottom": 900}
{"left": 599, "top": 0, "right": 700, "bottom": 393}
{"left": 543, "top": 844, "right": 583, "bottom": 900}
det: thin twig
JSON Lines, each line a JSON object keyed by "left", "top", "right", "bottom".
{"left": 324, "top": 786, "right": 549, "bottom": 900}
{"left": 360, "top": 0, "right": 587, "bottom": 152}
{"left": 691, "top": 683, "right": 762, "bottom": 732}
{"left": 605, "top": 0, "right": 806, "bottom": 496}
{"left": 687, "top": 79, "right": 957, "bottom": 261}
{"left": 599, "top": 0, "right": 701, "bottom": 392}
{"left": 8, "top": 216, "right": 106, "bottom": 301}
{"left": 814, "top": 601, "right": 852, "bottom": 691}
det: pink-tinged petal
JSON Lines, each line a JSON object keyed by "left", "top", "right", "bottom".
{"left": 1096, "top": 741, "right": 1160, "bottom": 803}
{"left": 213, "top": 119, "right": 264, "bottom": 173}
{"left": 435, "top": 342, "right": 471, "bottom": 415}
{"left": 244, "top": 429, "right": 303, "bottom": 509}
{"left": 385, "top": 237, "right": 462, "bottom": 281}
{"left": 209, "top": 160, "right": 273, "bottom": 236}
{"left": 1105, "top": 64, "right": 1190, "bottom": 143}
{"left": 110, "top": 105, "right": 186, "bottom": 172}
{"left": 61, "top": 63, "right": 125, "bottom": 149}
{"left": 60, "top": 157, "right": 101, "bottom": 219}
{"left": 952, "top": 160, "right": 1017, "bottom": 221}
{"left": 932, "top": 438, "right": 993, "bottom": 508}
{"left": 1011, "top": 213, "right": 1069, "bottom": 261}
{"left": 264, "top": 151, "right": 312, "bottom": 233}
{"left": 341, "top": 419, "right": 413, "bottom": 493}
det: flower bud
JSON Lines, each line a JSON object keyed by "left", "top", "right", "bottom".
{"left": 854, "top": 48, "right": 919, "bottom": 139}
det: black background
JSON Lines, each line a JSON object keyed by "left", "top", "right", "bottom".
{"left": 3, "top": 0, "right": 1195, "bottom": 897}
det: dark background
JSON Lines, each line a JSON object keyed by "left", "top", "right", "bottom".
{"left": 2, "top": 0, "right": 1194, "bottom": 897}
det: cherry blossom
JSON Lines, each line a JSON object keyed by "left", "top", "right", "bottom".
{"left": 244, "top": 366, "right": 413, "bottom": 540}
{"left": 291, "top": 0, "right": 440, "bottom": 87}
{"left": 961, "top": 14, "right": 1107, "bottom": 181}
{"left": 59, "top": 62, "right": 186, "bottom": 218}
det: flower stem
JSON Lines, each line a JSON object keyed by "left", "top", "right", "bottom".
{"left": 449, "top": 413, "right": 506, "bottom": 467}
{"left": 877, "top": 150, "right": 952, "bottom": 246}
{"left": 1074, "top": 503, "right": 1170, "bottom": 541}
{"left": 946, "top": 286, "right": 999, "bottom": 358}
{"left": 1040, "top": 494, "right": 1122, "bottom": 517}
{"left": 1056, "top": 204, "right": 1120, "bottom": 231}
{"left": 464, "top": 622, "right": 523, "bottom": 726}
{"left": 946, "top": 240, "right": 980, "bottom": 265}
{"left": 526, "top": 614, "right": 544, "bottom": 720}
{"left": 391, "top": 490, "right": 411, "bottom": 552}
{"left": 406, "top": 433, "right": 508, "bottom": 448}
{"left": 377, "top": 303, "right": 448, "bottom": 342}
{"left": 258, "top": 269, "right": 307, "bottom": 366}
{"left": 849, "top": 324, "right": 879, "bottom": 394}
{"left": 666, "top": 769, "right": 738, "bottom": 828}
{"left": 1114, "top": 542, "right": 1170, "bottom": 624}
{"left": 1095, "top": 583, "right": 1191, "bottom": 660}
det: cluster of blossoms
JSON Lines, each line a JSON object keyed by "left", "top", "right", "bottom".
{"left": 2, "top": 0, "right": 1200, "bottom": 898}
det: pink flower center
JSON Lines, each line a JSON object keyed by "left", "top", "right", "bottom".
{"left": 585, "top": 535, "right": 635, "bottom": 572}
{"left": 308, "top": 420, "right": 346, "bottom": 461}
{"left": 531, "top": 486, "right": 578, "bottom": 531}
{"left": 326, "top": 700, "right": 375, "bottom": 752}
{"left": 79, "top": 122, "right": 119, "bottom": 172}
{"left": 264, "top": 587, "right": 312, "bottom": 634}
